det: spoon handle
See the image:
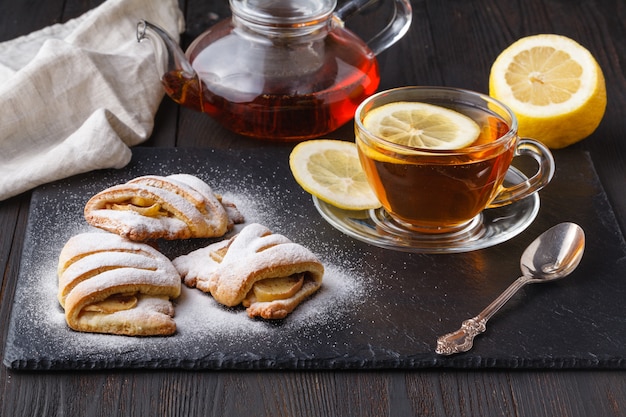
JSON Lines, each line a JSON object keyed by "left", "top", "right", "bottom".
{"left": 435, "top": 275, "right": 532, "bottom": 355}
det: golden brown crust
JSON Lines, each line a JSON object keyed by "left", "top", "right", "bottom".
{"left": 58, "top": 233, "right": 181, "bottom": 336}
{"left": 173, "top": 223, "right": 324, "bottom": 319}
{"left": 83, "top": 174, "right": 243, "bottom": 241}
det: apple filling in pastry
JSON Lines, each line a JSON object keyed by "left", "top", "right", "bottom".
{"left": 107, "top": 196, "right": 169, "bottom": 218}
{"left": 84, "top": 174, "right": 243, "bottom": 241}
{"left": 249, "top": 274, "right": 305, "bottom": 303}
{"left": 174, "top": 223, "right": 324, "bottom": 319}
{"left": 82, "top": 293, "right": 139, "bottom": 313}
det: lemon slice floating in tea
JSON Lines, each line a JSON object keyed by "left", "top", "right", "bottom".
{"left": 289, "top": 139, "right": 381, "bottom": 211}
{"left": 489, "top": 34, "right": 606, "bottom": 149}
{"left": 362, "top": 102, "right": 481, "bottom": 150}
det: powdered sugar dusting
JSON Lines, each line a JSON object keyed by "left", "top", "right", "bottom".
{"left": 6, "top": 152, "right": 373, "bottom": 368}
{"left": 174, "top": 261, "right": 365, "bottom": 337}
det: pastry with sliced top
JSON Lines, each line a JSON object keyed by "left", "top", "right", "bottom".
{"left": 173, "top": 223, "right": 324, "bottom": 319}
{"left": 84, "top": 174, "right": 243, "bottom": 241}
{"left": 57, "top": 232, "right": 181, "bottom": 336}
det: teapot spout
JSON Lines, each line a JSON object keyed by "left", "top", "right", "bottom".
{"left": 136, "top": 20, "right": 204, "bottom": 112}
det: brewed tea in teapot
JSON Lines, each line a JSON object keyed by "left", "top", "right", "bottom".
{"left": 138, "top": 0, "right": 412, "bottom": 140}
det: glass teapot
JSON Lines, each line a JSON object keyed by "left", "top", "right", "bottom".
{"left": 137, "top": 0, "right": 412, "bottom": 140}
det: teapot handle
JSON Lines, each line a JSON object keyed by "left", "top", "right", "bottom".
{"left": 334, "top": 0, "right": 412, "bottom": 56}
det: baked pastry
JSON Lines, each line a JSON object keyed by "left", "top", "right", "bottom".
{"left": 58, "top": 232, "right": 181, "bottom": 336}
{"left": 84, "top": 174, "right": 243, "bottom": 241}
{"left": 173, "top": 223, "right": 324, "bottom": 319}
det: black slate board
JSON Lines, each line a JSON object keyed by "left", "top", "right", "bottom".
{"left": 4, "top": 146, "right": 626, "bottom": 370}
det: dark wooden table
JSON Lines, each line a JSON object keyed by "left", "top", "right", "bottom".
{"left": 2, "top": 0, "right": 626, "bottom": 415}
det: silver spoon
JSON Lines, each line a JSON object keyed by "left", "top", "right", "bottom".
{"left": 435, "top": 222, "right": 585, "bottom": 356}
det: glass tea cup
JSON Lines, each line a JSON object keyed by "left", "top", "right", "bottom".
{"left": 355, "top": 86, "right": 555, "bottom": 235}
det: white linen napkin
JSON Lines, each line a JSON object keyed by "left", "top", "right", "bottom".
{"left": 0, "top": 0, "right": 185, "bottom": 201}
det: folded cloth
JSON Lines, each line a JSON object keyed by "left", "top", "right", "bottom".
{"left": 0, "top": 0, "right": 184, "bottom": 201}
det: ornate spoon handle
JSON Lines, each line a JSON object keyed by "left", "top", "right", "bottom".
{"left": 435, "top": 275, "right": 534, "bottom": 355}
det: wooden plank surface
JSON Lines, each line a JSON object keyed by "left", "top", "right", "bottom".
{"left": 1, "top": 0, "right": 625, "bottom": 416}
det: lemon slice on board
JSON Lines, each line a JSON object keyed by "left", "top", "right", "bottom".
{"left": 362, "top": 102, "right": 481, "bottom": 150}
{"left": 489, "top": 34, "right": 606, "bottom": 149}
{"left": 289, "top": 139, "right": 381, "bottom": 211}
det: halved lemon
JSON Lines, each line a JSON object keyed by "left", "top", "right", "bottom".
{"left": 289, "top": 139, "right": 381, "bottom": 210}
{"left": 489, "top": 34, "right": 606, "bottom": 149}
{"left": 362, "top": 102, "right": 481, "bottom": 150}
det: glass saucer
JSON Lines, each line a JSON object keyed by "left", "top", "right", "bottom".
{"left": 313, "top": 167, "right": 540, "bottom": 254}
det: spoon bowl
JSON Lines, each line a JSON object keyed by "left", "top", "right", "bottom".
{"left": 436, "top": 222, "right": 585, "bottom": 355}
{"left": 520, "top": 222, "right": 585, "bottom": 280}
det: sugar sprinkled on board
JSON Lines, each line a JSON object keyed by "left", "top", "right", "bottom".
{"left": 12, "top": 169, "right": 372, "bottom": 366}
{"left": 174, "top": 261, "right": 367, "bottom": 337}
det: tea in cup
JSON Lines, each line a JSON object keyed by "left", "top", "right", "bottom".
{"left": 355, "top": 86, "right": 555, "bottom": 234}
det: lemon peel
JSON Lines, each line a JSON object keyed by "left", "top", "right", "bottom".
{"left": 489, "top": 34, "right": 606, "bottom": 149}
{"left": 362, "top": 102, "right": 481, "bottom": 150}
{"left": 289, "top": 139, "right": 381, "bottom": 210}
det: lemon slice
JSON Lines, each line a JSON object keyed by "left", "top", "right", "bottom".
{"left": 289, "top": 139, "right": 381, "bottom": 210}
{"left": 489, "top": 34, "right": 606, "bottom": 149}
{"left": 362, "top": 102, "right": 481, "bottom": 150}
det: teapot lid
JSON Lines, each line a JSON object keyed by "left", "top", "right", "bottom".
{"left": 230, "top": 0, "right": 337, "bottom": 26}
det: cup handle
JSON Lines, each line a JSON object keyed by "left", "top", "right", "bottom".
{"left": 488, "top": 138, "right": 555, "bottom": 208}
